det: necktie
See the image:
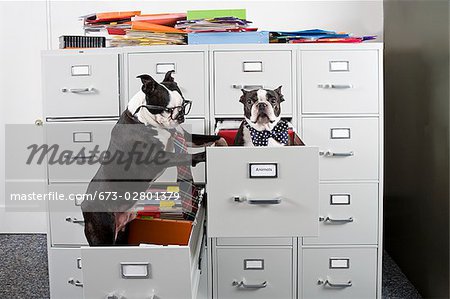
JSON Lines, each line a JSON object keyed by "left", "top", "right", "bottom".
{"left": 171, "top": 129, "right": 198, "bottom": 221}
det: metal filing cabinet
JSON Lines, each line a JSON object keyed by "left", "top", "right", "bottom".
{"left": 43, "top": 43, "right": 383, "bottom": 299}
{"left": 299, "top": 44, "right": 383, "bottom": 299}
{"left": 42, "top": 46, "right": 211, "bottom": 299}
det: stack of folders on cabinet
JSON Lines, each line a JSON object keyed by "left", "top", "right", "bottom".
{"left": 79, "top": 11, "right": 188, "bottom": 46}
{"left": 176, "top": 9, "right": 269, "bottom": 44}
{"left": 270, "top": 29, "right": 377, "bottom": 43}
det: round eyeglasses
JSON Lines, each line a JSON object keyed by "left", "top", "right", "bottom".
{"left": 134, "top": 99, "right": 192, "bottom": 120}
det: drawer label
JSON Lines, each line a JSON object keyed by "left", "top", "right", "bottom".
{"left": 156, "top": 63, "right": 176, "bottom": 74}
{"left": 329, "top": 61, "right": 349, "bottom": 72}
{"left": 71, "top": 65, "right": 91, "bottom": 76}
{"left": 73, "top": 132, "right": 92, "bottom": 143}
{"left": 249, "top": 163, "right": 278, "bottom": 178}
{"left": 330, "top": 128, "right": 351, "bottom": 139}
{"left": 329, "top": 258, "right": 350, "bottom": 269}
{"left": 330, "top": 194, "right": 351, "bottom": 205}
{"left": 244, "top": 259, "right": 264, "bottom": 270}
{"left": 120, "top": 262, "right": 150, "bottom": 279}
{"left": 243, "top": 61, "right": 263, "bottom": 72}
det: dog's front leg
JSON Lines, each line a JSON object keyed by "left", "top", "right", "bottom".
{"left": 153, "top": 151, "right": 206, "bottom": 168}
{"left": 184, "top": 131, "right": 227, "bottom": 147}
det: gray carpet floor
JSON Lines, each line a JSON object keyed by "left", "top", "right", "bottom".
{"left": 0, "top": 234, "right": 422, "bottom": 299}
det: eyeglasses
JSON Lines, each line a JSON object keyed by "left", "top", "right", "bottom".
{"left": 134, "top": 100, "right": 192, "bottom": 120}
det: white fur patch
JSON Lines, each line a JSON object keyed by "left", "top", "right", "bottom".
{"left": 242, "top": 126, "right": 255, "bottom": 146}
{"left": 257, "top": 89, "right": 267, "bottom": 102}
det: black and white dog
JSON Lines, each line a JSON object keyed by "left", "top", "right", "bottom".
{"left": 82, "top": 71, "right": 225, "bottom": 246}
{"left": 234, "top": 86, "right": 292, "bottom": 146}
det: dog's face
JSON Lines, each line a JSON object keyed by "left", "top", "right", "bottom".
{"left": 135, "top": 71, "right": 187, "bottom": 128}
{"left": 240, "top": 86, "right": 284, "bottom": 128}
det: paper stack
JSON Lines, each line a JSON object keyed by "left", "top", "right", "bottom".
{"left": 175, "top": 17, "right": 254, "bottom": 33}
{"left": 270, "top": 29, "right": 377, "bottom": 43}
{"left": 80, "top": 11, "right": 188, "bottom": 46}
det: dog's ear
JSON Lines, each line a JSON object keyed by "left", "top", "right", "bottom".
{"left": 163, "top": 70, "right": 175, "bottom": 83}
{"left": 274, "top": 85, "right": 285, "bottom": 102}
{"left": 137, "top": 74, "right": 157, "bottom": 94}
{"left": 239, "top": 89, "right": 249, "bottom": 104}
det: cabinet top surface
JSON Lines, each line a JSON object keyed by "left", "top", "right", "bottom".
{"left": 42, "top": 42, "right": 383, "bottom": 55}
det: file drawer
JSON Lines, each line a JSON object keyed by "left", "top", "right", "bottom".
{"left": 302, "top": 118, "right": 379, "bottom": 181}
{"left": 301, "top": 50, "right": 379, "bottom": 114}
{"left": 206, "top": 146, "right": 319, "bottom": 238}
{"left": 48, "top": 183, "right": 88, "bottom": 246}
{"left": 156, "top": 118, "right": 206, "bottom": 183}
{"left": 128, "top": 52, "right": 207, "bottom": 117}
{"left": 214, "top": 51, "right": 293, "bottom": 115}
{"left": 81, "top": 207, "right": 205, "bottom": 299}
{"left": 304, "top": 183, "right": 379, "bottom": 245}
{"left": 215, "top": 247, "right": 293, "bottom": 299}
{"left": 49, "top": 248, "right": 84, "bottom": 299}
{"left": 46, "top": 121, "right": 116, "bottom": 183}
{"left": 43, "top": 53, "right": 120, "bottom": 118}
{"left": 303, "top": 248, "right": 377, "bottom": 299}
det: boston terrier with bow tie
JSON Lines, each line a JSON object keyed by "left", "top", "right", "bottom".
{"left": 234, "top": 87, "right": 294, "bottom": 146}
{"left": 82, "top": 71, "right": 226, "bottom": 246}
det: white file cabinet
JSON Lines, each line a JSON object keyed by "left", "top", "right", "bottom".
{"left": 42, "top": 43, "right": 383, "bottom": 299}
{"left": 298, "top": 44, "right": 383, "bottom": 299}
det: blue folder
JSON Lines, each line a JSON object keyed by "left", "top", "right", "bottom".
{"left": 188, "top": 31, "right": 269, "bottom": 45}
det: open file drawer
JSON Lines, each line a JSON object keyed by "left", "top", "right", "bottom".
{"left": 206, "top": 147, "right": 319, "bottom": 238}
{"left": 80, "top": 207, "right": 205, "bottom": 299}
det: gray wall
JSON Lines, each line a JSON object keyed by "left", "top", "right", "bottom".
{"left": 384, "top": 1, "right": 449, "bottom": 298}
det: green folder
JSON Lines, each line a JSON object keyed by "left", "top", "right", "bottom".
{"left": 187, "top": 9, "right": 246, "bottom": 20}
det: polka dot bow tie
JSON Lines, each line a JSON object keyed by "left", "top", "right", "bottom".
{"left": 245, "top": 120, "right": 289, "bottom": 146}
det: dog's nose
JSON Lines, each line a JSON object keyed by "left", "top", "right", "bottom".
{"left": 257, "top": 102, "right": 267, "bottom": 110}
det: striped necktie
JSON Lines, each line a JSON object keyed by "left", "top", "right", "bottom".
{"left": 170, "top": 129, "right": 198, "bottom": 221}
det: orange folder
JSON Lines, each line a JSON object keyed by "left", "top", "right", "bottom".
{"left": 131, "top": 21, "right": 186, "bottom": 33}
{"left": 128, "top": 218, "right": 193, "bottom": 246}
{"left": 96, "top": 11, "right": 141, "bottom": 21}
{"left": 133, "top": 13, "right": 186, "bottom": 26}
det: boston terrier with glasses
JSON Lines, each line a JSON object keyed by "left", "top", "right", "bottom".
{"left": 234, "top": 87, "right": 301, "bottom": 146}
{"left": 82, "top": 71, "right": 227, "bottom": 246}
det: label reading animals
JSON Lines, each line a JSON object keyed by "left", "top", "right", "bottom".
{"left": 249, "top": 163, "right": 278, "bottom": 178}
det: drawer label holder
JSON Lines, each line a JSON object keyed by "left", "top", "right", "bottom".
{"left": 330, "top": 194, "right": 351, "bottom": 205}
{"left": 244, "top": 259, "right": 265, "bottom": 270}
{"left": 249, "top": 163, "right": 278, "bottom": 178}
{"left": 120, "top": 262, "right": 150, "bottom": 279}
{"left": 329, "top": 258, "right": 350, "bottom": 269}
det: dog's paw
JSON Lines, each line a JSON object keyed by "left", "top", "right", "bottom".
{"left": 213, "top": 137, "right": 228, "bottom": 147}
{"left": 192, "top": 151, "right": 206, "bottom": 167}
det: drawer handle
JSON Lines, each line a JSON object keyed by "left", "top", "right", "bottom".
{"left": 319, "top": 216, "right": 354, "bottom": 223}
{"left": 61, "top": 87, "right": 95, "bottom": 94}
{"left": 319, "top": 150, "right": 354, "bottom": 157}
{"left": 318, "top": 279, "right": 352, "bottom": 288}
{"left": 68, "top": 278, "right": 83, "bottom": 287}
{"left": 234, "top": 196, "right": 282, "bottom": 205}
{"left": 232, "top": 279, "right": 267, "bottom": 289}
{"left": 317, "top": 84, "right": 353, "bottom": 89}
{"left": 232, "top": 84, "right": 264, "bottom": 90}
{"left": 106, "top": 292, "right": 127, "bottom": 299}
{"left": 65, "top": 217, "right": 85, "bottom": 225}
